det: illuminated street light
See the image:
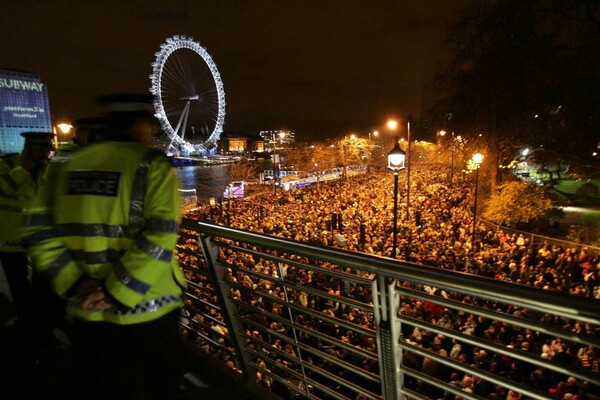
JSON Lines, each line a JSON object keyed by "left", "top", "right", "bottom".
{"left": 53, "top": 121, "right": 73, "bottom": 149}
{"left": 471, "top": 152, "right": 484, "bottom": 252}
{"left": 272, "top": 131, "right": 286, "bottom": 194}
{"left": 57, "top": 123, "right": 73, "bottom": 134}
{"left": 388, "top": 139, "right": 406, "bottom": 259}
{"left": 387, "top": 117, "right": 411, "bottom": 221}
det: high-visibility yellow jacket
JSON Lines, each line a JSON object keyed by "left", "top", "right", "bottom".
{"left": 26, "top": 142, "right": 186, "bottom": 324}
{"left": 30, "top": 141, "right": 83, "bottom": 228}
{"left": 0, "top": 153, "right": 44, "bottom": 252}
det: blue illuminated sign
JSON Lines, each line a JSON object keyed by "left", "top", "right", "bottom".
{"left": 0, "top": 71, "right": 51, "bottom": 128}
{"left": 0, "top": 69, "right": 52, "bottom": 153}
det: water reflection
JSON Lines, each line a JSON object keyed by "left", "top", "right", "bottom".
{"left": 175, "top": 159, "right": 271, "bottom": 204}
{"left": 176, "top": 164, "right": 231, "bottom": 203}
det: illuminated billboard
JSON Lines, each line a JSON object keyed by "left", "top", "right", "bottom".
{"left": 0, "top": 69, "right": 52, "bottom": 154}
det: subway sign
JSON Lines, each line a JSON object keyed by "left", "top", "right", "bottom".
{"left": 0, "top": 69, "right": 52, "bottom": 129}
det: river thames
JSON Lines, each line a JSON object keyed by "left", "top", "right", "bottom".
{"left": 176, "top": 164, "right": 232, "bottom": 203}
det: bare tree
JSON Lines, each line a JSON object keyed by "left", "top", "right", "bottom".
{"left": 229, "top": 158, "right": 259, "bottom": 182}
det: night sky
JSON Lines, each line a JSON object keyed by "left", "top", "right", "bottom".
{"left": 1, "top": 0, "right": 468, "bottom": 141}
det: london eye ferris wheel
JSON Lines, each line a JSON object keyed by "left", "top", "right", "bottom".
{"left": 150, "top": 35, "right": 226, "bottom": 156}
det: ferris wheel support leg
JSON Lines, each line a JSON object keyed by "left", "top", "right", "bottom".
{"left": 180, "top": 103, "right": 191, "bottom": 142}
{"left": 173, "top": 100, "right": 192, "bottom": 141}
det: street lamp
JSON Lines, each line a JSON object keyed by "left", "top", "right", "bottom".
{"left": 386, "top": 120, "right": 398, "bottom": 132}
{"left": 388, "top": 139, "right": 406, "bottom": 259}
{"left": 272, "top": 131, "right": 285, "bottom": 194}
{"left": 387, "top": 117, "right": 411, "bottom": 221}
{"left": 449, "top": 131, "right": 456, "bottom": 187}
{"left": 471, "top": 152, "right": 484, "bottom": 252}
{"left": 406, "top": 115, "right": 411, "bottom": 222}
{"left": 439, "top": 130, "right": 456, "bottom": 187}
{"left": 53, "top": 122, "right": 73, "bottom": 149}
{"left": 369, "top": 130, "right": 379, "bottom": 141}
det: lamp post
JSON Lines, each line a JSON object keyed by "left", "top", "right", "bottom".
{"left": 313, "top": 162, "right": 319, "bottom": 190}
{"left": 406, "top": 115, "right": 411, "bottom": 222}
{"left": 388, "top": 139, "right": 406, "bottom": 259}
{"left": 272, "top": 131, "right": 285, "bottom": 194}
{"left": 369, "top": 130, "right": 379, "bottom": 141}
{"left": 438, "top": 129, "right": 456, "bottom": 187}
{"left": 471, "top": 152, "right": 484, "bottom": 252}
{"left": 449, "top": 131, "right": 455, "bottom": 188}
{"left": 388, "top": 117, "right": 411, "bottom": 221}
{"left": 52, "top": 122, "right": 73, "bottom": 149}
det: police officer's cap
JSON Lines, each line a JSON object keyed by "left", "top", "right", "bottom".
{"left": 20, "top": 131, "right": 55, "bottom": 150}
{"left": 72, "top": 117, "right": 109, "bottom": 132}
{"left": 96, "top": 93, "right": 156, "bottom": 117}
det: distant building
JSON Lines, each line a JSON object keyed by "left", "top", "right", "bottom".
{"left": 228, "top": 137, "right": 247, "bottom": 152}
{"left": 218, "top": 130, "right": 264, "bottom": 154}
{"left": 0, "top": 69, "right": 52, "bottom": 154}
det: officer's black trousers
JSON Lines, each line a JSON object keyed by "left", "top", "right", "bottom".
{"left": 0, "top": 251, "right": 64, "bottom": 368}
{"left": 72, "top": 309, "right": 182, "bottom": 400}
{"left": 0, "top": 252, "right": 32, "bottom": 320}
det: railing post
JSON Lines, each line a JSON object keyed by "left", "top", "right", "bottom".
{"left": 198, "top": 233, "right": 253, "bottom": 378}
{"left": 372, "top": 276, "right": 402, "bottom": 399}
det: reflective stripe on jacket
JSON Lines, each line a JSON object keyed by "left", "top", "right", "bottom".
{"left": 26, "top": 141, "right": 186, "bottom": 324}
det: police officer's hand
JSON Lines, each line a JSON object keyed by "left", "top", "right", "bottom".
{"left": 80, "top": 288, "right": 114, "bottom": 311}
{"left": 75, "top": 279, "right": 114, "bottom": 311}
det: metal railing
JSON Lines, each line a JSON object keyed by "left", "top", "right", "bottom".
{"left": 177, "top": 219, "right": 600, "bottom": 400}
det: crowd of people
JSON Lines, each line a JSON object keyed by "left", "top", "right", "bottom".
{"left": 176, "top": 163, "right": 599, "bottom": 400}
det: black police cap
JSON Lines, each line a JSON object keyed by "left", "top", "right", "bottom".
{"left": 72, "top": 117, "right": 109, "bottom": 131}
{"left": 96, "top": 93, "right": 156, "bottom": 115}
{"left": 20, "top": 131, "right": 55, "bottom": 150}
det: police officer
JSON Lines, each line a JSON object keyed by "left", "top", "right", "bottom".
{"left": 23, "top": 117, "right": 111, "bottom": 362}
{"left": 0, "top": 131, "right": 54, "bottom": 371}
{"left": 26, "top": 94, "right": 186, "bottom": 400}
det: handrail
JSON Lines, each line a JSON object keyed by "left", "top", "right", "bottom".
{"left": 179, "top": 219, "right": 600, "bottom": 400}
{"left": 185, "top": 220, "right": 600, "bottom": 325}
